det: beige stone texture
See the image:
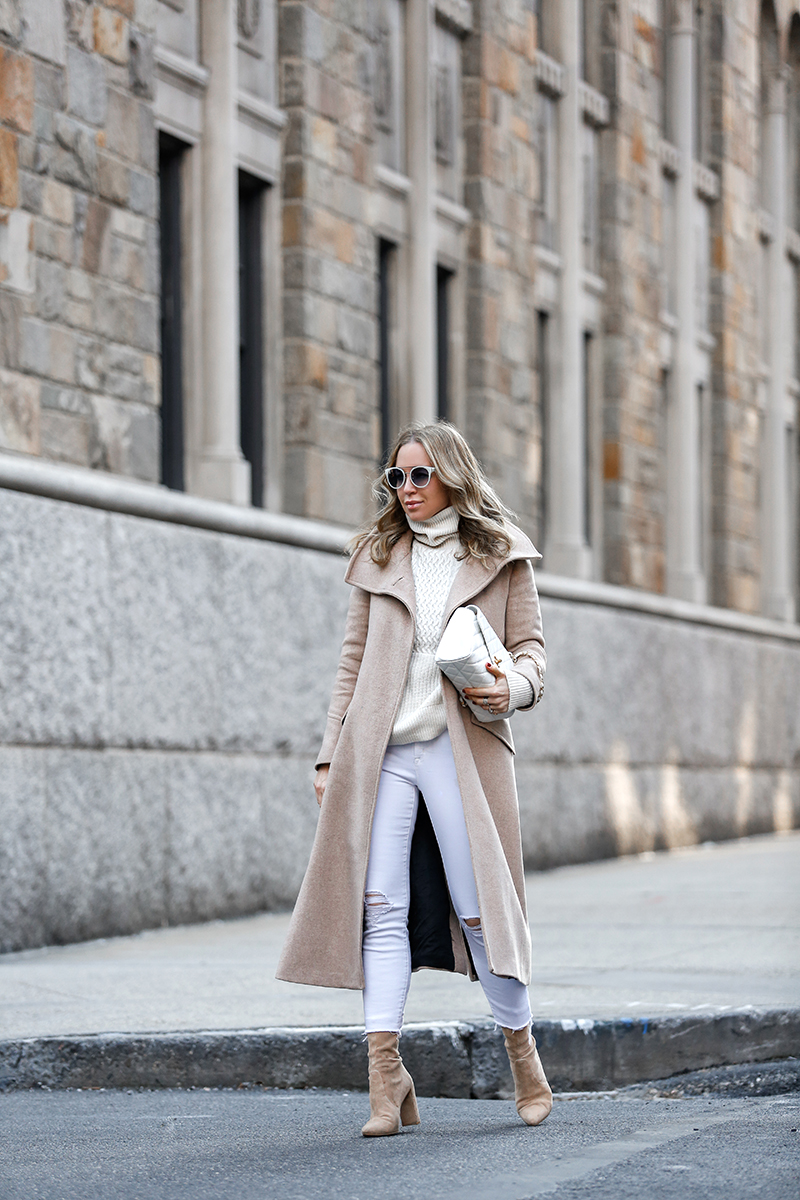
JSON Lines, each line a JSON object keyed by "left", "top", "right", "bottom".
{"left": 97, "top": 153, "right": 129, "bottom": 205}
{"left": 0, "top": 367, "right": 40, "bottom": 453}
{"left": 93, "top": 5, "right": 129, "bottom": 64}
{"left": 0, "top": 46, "right": 33, "bottom": 134}
{"left": 0, "top": 126, "right": 18, "bottom": 207}
{"left": 39, "top": 407, "right": 92, "bottom": 465}
{"left": 42, "top": 180, "right": 75, "bottom": 226}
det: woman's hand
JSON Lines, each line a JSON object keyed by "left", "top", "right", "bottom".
{"left": 462, "top": 662, "right": 510, "bottom": 715}
{"left": 314, "top": 765, "right": 330, "bottom": 807}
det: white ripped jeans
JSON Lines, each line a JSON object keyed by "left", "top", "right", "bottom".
{"left": 362, "top": 729, "right": 532, "bottom": 1033}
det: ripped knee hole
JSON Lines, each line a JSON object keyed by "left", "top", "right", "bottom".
{"left": 364, "top": 891, "right": 392, "bottom": 930}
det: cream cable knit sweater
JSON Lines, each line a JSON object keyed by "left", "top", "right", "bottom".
{"left": 389, "top": 506, "right": 534, "bottom": 746}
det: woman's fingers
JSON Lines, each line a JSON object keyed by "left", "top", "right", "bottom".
{"left": 463, "top": 663, "right": 510, "bottom": 710}
{"left": 314, "top": 765, "right": 330, "bottom": 806}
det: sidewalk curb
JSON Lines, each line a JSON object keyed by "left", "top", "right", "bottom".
{"left": 1, "top": 1009, "right": 797, "bottom": 1095}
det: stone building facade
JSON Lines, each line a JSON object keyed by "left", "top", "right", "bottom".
{"left": 1, "top": 1, "right": 800, "bottom": 951}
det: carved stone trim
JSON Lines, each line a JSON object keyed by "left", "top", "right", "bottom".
{"left": 693, "top": 160, "right": 719, "bottom": 202}
{"left": 238, "top": 0, "right": 260, "bottom": 41}
{"left": 659, "top": 139, "right": 680, "bottom": 177}
{"left": 374, "top": 20, "right": 393, "bottom": 132}
{"left": 434, "top": 63, "right": 455, "bottom": 166}
{"left": 154, "top": 45, "right": 210, "bottom": 97}
{"left": 535, "top": 51, "right": 566, "bottom": 98}
{"left": 579, "top": 81, "right": 609, "bottom": 128}
{"left": 435, "top": 0, "right": 472, "bottom": 37}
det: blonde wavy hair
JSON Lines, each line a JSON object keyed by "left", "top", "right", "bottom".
{"left": 349, "top": 421, "right": 515, "bottom": 566}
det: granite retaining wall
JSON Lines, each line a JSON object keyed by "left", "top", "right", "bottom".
{"left": 2, "top": 485, "right": 799, "bottom": 952}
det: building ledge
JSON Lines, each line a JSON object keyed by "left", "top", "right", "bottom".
{"left": 535, "top": 571, "right": 800, "bottom": 643}
{"left": 0, "top": 453, "right": 348, "bottom": 556}
{"left": 2, "top": 453, "right": 797, "bottom": 642}
{"left": 154, "top": 45, "right": 210, "bottom": 96}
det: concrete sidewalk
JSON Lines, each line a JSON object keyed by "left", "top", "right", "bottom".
{"left": 1, "top": 832, "right": 798, "bottom": 1094}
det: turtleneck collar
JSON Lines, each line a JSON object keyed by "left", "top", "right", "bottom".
{"left": 407, "top": 505, "right": 460, "bottom": 548}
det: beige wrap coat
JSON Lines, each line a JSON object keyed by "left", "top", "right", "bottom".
{"left": 275, "top": 524, "right": 546, "bottom": 991}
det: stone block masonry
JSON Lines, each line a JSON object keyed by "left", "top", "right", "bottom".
{"left": 463, "top": 1, "right": 542, "bottom": 528}
{"left": 0, "top": 1, "right": 159, "bottom": 481}
{"left": 279, "top": 1, "right": 380, "bottom": 525}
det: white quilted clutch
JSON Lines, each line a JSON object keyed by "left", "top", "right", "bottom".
{"left": 435, "top": 605, "right": 513, "bottom": 723}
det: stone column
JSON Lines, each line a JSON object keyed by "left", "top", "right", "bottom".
{"left": 666, "top": 1, "right": 704, "bottom": 602}
{"left": 406, "top": 0, "right": 435, "bottom": 423}
{"left": 547, "top": 0, "right": 592, "bottom": 578}
{"left": 762, "top": 68, "right": 794, "bottom": 620}
{"left": 196, "top": 0, "right": 251, "bottom": 504}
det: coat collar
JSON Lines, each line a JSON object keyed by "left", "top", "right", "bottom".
{"left": 345, "top": 524, "right": 541, "bottom": 623}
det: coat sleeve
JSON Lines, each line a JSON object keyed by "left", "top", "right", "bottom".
{"left": 315, "top": 584, "right": 371, "bottom": 769}
{"left": 503, "top": 558, "right": 546, "bottom": 710}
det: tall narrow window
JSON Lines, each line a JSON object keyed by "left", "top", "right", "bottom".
{"left": 787, "top": 423, "right": 799, "bottom": 615}
{"left": 662, "top": 173, "right": 677, "bottom": 315}
{"left": 375, "top": 0, "right": 406, "bottom": 174}
{"left": 378, "top": 239, "right": 395, "bottom": 460}
{"left": 238, "top": 172, "right": 267, "bottom": 508}
{"left": 582, "top": 122, "right": 599, "bottom": 273}
{"left": 578, "top": 0, "right": 587, "bottom": 81}
{"left": 660, "top": 0, "right": 671, "bottom": 139}
{"left": 791, "top": 18, "right": 800, "bottom": 233}
{"left": 694, "top": 195, "right": 710, "bottom": 332}
{"left": 533, "top": 0, "right": 543, "bottom": 51}
{"left": 698, "top": 382, "right": 713, "bottom": 588}
{"left": 158, "top": 133, "right": 188, "bottom": 492}
{"left": 537, "top": 93, "right": 559, "bottom": 251}
{"left": 583, "top": 331, "right": 593, "bottom": 546}
{"left": 694, "top": 2, "right": 710, "bottom": 161}
{"left": 534, "top": 0, "right": 557, "bottom": 58}
{"left": 759, "top": 5, "right": 780, "bottom": 211}
{"left": 436, "top": 265, "right": 453, "bottom": 421}
{"left": 537, "top": 311, "right": 550, "bottom": 548}
{"left": 579, "top": 0, "right": 600, "bottom": 87}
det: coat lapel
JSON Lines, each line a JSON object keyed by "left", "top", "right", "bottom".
{"left": 442, "top": 527, "right": 541, "bottom": 627}
{"left": 443, "top": 555, "right": 495, "bottom": 625}
{"left": 345, "top": 531, "right": 416, "bottom": 621}
{"left": 345, "top": 523, "right": 541, "bottom": 629}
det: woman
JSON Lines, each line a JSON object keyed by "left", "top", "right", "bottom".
{"left": 276, "top": 421, "right": 552, "bottom": 1136}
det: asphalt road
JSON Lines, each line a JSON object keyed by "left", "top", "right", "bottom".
{"left": 1, "top": 1086, "right": 798, "bottom": 1200}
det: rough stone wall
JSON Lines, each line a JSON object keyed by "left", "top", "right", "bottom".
{"left": 707, "top": 1, "right": 762, "bottom": 614}
{"left": 2, "top": 485, "right": 798, "bottom": 952}
{"left": 463, "top": 0, "right": 542, "bottom": 535}
{"left": 279, "top": 0, "right": 378, "bottom": 526}
{"left": 600, "top": 0, "right": 668, "bottom": 595}
{"left": 0, "top": 0, "right": 159, "bottom": 480}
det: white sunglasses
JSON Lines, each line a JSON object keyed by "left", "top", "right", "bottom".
{"left": 384, "top": 465, "right": 436, "bottom": 490}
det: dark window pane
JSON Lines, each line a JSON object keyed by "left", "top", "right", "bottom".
{"left": 437, "top": 265, "right": 453, "bottom": 421}
{"left": 378, "top": 238, "right": 394, "bottom": 461}
{"left": 537, "top": 311, "right": 550, "bottom": 547}
{"left": 158, "top": 133, "right": 188, "bottom": 492}
{"left": 239, "top": 172, "right": 267, "bottom": 508}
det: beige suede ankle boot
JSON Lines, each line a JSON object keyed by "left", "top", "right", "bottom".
{"left": 361, "top": 1031, "right": 421, "bottom": 1137}
{"left": 501, "top": 1025, "right": 553, "bottom": 1126}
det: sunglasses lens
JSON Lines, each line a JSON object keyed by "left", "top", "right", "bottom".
{"left": 385, "top": 468, "right": 405, "bottom": 489}
{"left": 410, "top": 467, "right": 432, "bottom": 487}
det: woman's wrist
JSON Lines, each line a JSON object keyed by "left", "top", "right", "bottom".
{"left": 507, "top": 670, "right": 534, "bottom": 711}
